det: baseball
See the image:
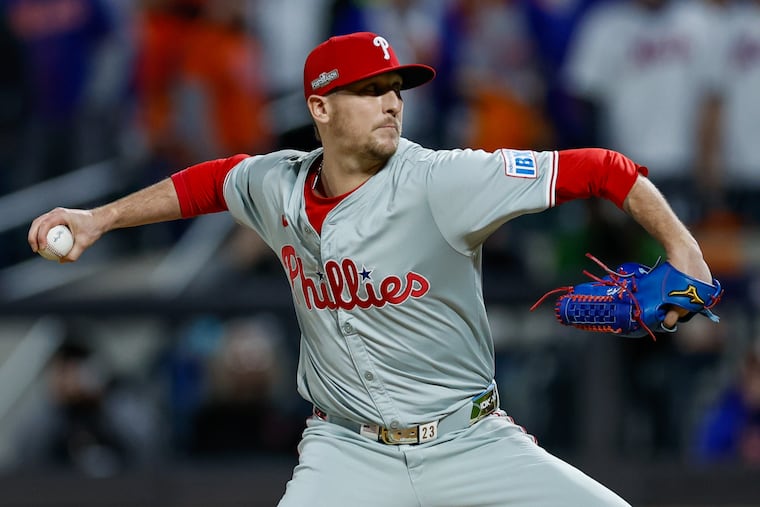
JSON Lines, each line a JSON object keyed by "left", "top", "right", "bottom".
{"left": 39, "top": 225, "right": 74, "bottom": 261}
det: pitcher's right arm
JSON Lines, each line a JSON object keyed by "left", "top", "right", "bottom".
{"left": 28, "top": 154, "right": 248, "bottom": 262}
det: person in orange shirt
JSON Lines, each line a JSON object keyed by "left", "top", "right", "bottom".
{"left": 135, "top": 0, "right": 272, "bottom": 171}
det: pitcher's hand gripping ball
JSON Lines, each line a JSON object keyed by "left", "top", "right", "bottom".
{"left": 531, "top": 254, "right": 723, "bottom": 340}
{"left": 39, "top": 225, "right": 74, "bottom": 261}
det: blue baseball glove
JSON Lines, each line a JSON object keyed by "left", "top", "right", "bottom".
{"left": 530, "top": 254, "right": 723, "bottom": 339}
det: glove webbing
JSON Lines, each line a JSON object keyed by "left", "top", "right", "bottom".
{"left": 530, "top": 253, "right": 656, "bottom": 340}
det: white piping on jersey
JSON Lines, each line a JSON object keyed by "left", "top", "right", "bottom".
{"left": 548, "top": 150, "right": 559, "bottom": 208}
{"left": 312, "top": 160, "right": 323, "bottom": 190}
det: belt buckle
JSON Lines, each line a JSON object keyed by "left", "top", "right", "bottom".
{"left": 379, "top": 426, "right": 417, "bottom": 445}
{"left": 378, "top": 421, "right": 438, "bottom": 445}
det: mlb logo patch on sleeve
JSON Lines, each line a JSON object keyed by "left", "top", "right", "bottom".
{"left": 504, "top": 150, "right": 537, "bottom": 178}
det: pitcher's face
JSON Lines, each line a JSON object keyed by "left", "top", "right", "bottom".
{"left": 325, "top": 72, "right": 405, "bottom": 162}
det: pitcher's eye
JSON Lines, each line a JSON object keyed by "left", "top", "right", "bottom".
{"left": 360, "top": 83, "right": 403, "bottom": 98}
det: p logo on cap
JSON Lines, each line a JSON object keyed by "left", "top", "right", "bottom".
{"left": 373, "top": 36, "right": 391, "bottom": 60}
{"left": 303, "top": 32, "right": 436, "bottom": 99}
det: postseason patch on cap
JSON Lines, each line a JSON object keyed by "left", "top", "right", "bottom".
{"left": 504, "top": 149, "right": 537, "bottom": 178}
{"left": 311, "top": 69, "right": 340, "bottom": 91}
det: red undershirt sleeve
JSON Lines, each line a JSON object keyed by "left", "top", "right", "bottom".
{"left": 555, "top": 148, "right": 649, "bottom": 209}
{"left": 170, "top": 154, "right": 249, "bottom": 218}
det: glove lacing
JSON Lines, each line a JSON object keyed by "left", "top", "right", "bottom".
{"left": 530, "top": 253, "right": 657, "bottom": 341}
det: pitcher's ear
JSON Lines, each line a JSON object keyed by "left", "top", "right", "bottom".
{"left": 307, "top": 95, "right": 330, "bottom": 124}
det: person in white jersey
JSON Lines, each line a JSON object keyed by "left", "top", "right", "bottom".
{"left": 561, "top": 0, "right": 716, "bottom": 221}
{"left": 29, "top": 31, "right": 714, "bottom": 506}
{"left": 704, "top": 0, "right": 760, "bottom": 223}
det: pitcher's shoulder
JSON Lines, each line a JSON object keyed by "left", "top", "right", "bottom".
{"left": 240, "top": 148, "right": 316, "bottom": 171}
{"left": 394, "top": 139, "right": 450, "bottom": 172}
{"left": 232, "top": 149, "right": 321, "bottom": 185}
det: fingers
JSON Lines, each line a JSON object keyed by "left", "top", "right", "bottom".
{"left": 60, "top": 240, "right": 86, "bottom": 262}
{"left": 662, "top": 311, "right": 679, "bottom": 331}
{"left": 28, "top": 207, "right": 65, "bottom": 253}
{"left": 663, "top": 306, "right": 688, "bottom": 330}
{"left": 28, "top": 207, "right": 86, "bottom": 262}
{"left": 663, "top": 309, "right": 678, "bottom": 329}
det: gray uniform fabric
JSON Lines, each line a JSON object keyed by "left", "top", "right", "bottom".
{"left": 224, "top": 138, "right": 629, "bottom": 506}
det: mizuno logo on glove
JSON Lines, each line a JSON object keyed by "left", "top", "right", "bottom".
{"left": 668, "top": 285, "right": 704, "bottom": 305}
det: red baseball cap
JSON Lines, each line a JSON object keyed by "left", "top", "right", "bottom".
{"left": 303, "top": 32, "right": 436, "bottom": 99}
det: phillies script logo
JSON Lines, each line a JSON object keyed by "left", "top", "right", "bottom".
{"left": 281, "top": 245, "right": 430, "bottom": 310}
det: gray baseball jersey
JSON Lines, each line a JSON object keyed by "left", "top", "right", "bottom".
{"left": 223, "top": 138, "right": 631, "bottom": 506}
{"left": 223, "top": 137, "right": 555, "bottom": 427}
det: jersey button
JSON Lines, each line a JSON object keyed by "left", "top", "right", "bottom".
{"left": 364, "top": 371, "right": 374, "bottom": 381}
{"left": 390, "top": 420, "right": 400, "bottom": 430}
{"left": 342, "top": 322, "right": 354, "bottom": 334}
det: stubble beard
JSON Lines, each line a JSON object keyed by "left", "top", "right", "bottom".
{"left": 333, "top": 110, "right": 403, "bottom": 165}
{"left": 367, "top": 127, "right": 401, "bottom": 162}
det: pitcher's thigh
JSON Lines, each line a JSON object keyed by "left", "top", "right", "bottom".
{"left": 278, "top": 421, "right": 418, "bottom": 507}
{"left": 418, "top": 416, "right": 631, "bottom": 507}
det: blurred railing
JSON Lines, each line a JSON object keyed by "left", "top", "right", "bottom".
{"left": 0, "top": 460, "right": 757, "bottom": 507}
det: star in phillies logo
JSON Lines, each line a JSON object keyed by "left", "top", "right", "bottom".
{"left": 280, "top": 245, "right": 430, "bottom": 310}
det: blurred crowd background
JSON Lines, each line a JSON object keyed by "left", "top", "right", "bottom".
{"left": 0, "top": 0, "right": 759, "bottom": 504}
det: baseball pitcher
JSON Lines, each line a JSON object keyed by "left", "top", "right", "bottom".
{"left": 29, "top": 32, "right": 720, "bottom": 506}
